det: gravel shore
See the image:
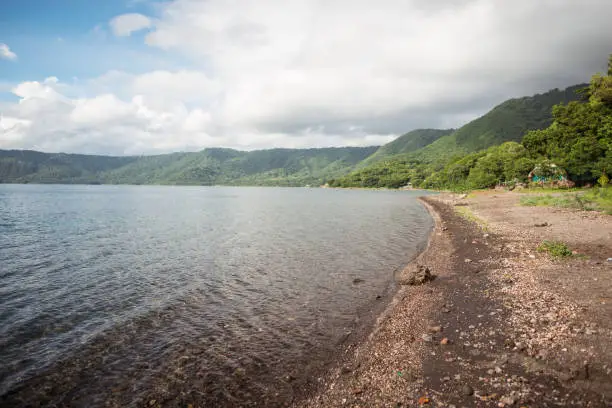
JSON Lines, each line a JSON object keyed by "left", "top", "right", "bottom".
{"left": 295, "top": 192, "right": 612, "bottom": 407}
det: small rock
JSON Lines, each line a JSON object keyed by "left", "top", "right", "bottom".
{"left": 464, "top": 258, "right": 472, "bottom": 263}
{"left": 497, "top": 355, "right": 509, "bottom": 365}
{"left": 353, "top": 278, "right": 364, "bottom": 284}
{"left": 398, "top": 264, "right": 435, "bottom": 286}
{"left": 340, "top": 366, "right": 352, "bottom": 374}
{"left": 441, "top": 307, "right": 451, "bottom": 313}
{"left": 462, "top": 384, "right": 474, "bottom": 396}
{"left": 495, "top": 366, "right": 502, "bottom": 374}
{"left": 499, "top": 395, "right": 516, "bottom": 406}
{"left": 421, "top": 334, "right": 433, "bottom": 342}
{"left": 443, "top": 376, "right": 451, "bottom": 382}
{"left": 428, "top": 325, "right": 442, "bottom": 333}
{"left": 352, "top": 388, "right": 363, "bottom": 395}
{"left": 534, "top": 222, "right": 550, "bottom": 227}
{"left": 440, "top": 337, "right": 450, "bottom": 345}
{"left": 149, "top": 400, "right": 156, "bottom": 407}
{"left": 545, "top": 312, "right": 557, "bottom": 321}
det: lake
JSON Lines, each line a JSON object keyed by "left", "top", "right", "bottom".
{"left": 0, "top": 185, "right": 432, "bottom": 407}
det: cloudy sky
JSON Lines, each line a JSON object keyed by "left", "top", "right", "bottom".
{"left": 1, "top": 0, "right": 611, "bottom": 155}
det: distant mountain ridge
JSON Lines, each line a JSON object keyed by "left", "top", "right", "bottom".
{"left": 0, "top": 146, "right": 378, "bottom": 186}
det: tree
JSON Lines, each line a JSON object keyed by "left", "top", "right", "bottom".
{"left": 522, "top": 55, "right": 612, "bottom": 183}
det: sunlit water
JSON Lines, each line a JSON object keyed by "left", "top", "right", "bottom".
{"left": 0, "top": 185, "right": 432, "bottom": 407}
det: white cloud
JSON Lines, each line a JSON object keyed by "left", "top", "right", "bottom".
{"left": 0, "top": 43, "right": 17, "bottom": 61}
{"left": 3, "top": 0, "right": 612, "bottom": 154}
{"left": 130, "top": 70, "right": 221, "bottom": 107}
{"left": 1, "top": 75, "right": 228, "bottom": 155}
{"left": 109, "top": 13, "right": 153, "bottom": 37}
{"left": 70, "top": 94, "right": 135, "bottom": 125}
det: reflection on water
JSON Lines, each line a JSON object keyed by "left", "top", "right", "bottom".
{"left": 0, "top": 185, "right": 432, "bottom": 407}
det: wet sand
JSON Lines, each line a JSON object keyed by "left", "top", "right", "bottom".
{"left": 295, "top": 192, "right": 612, "bottom": 407}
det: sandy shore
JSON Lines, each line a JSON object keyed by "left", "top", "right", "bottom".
{"left": 294, "top": 192, "right": 612, "bottom": 407}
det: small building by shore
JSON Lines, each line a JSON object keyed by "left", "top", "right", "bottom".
{"left": 528, "top": 163, "right": 567, "bottom": 183}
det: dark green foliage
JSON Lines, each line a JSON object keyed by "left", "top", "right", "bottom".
{"left": 522, "top": 58, "right": 612, "bottom": 183}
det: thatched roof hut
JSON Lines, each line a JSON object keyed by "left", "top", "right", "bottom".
{"left": 528, "top": 162, "right": 567, "bottom": 182}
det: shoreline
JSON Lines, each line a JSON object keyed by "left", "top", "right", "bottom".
{"left": 294, "top": 195, "right": 450, "bottom": 407}
{"left": 295, "top": 192, "right": 612, "bottom": 407}
{"left": 280, "top": 195, "right": 439, "bottom": 407}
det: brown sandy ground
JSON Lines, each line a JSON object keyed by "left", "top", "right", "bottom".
{"left": 295, "top": 192, "right": 612, "bottom": 408}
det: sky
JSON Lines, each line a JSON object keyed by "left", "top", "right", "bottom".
{"left": 1, "top": 0, "right": 611, "bottom": 155}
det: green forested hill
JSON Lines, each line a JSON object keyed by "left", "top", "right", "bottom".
{"left": 408, "top": 84, "right": 586, "bottom": 165}
{"left": 357, "top": 128, "right": 453, "bottom": 167}
{"left": 0, "top": 146, "right": 378, "bottom": 186}
{"left": 100, "top": 146, "right": 379, "bottom": 186}
{"left": 453, "top": 84, "right": 586, "bottom": 151}
{"left": 331, "top": 83, "right": 589, "bottom": 188}
{"left": 0, "top": 150, "right": 138, "bottom": 184}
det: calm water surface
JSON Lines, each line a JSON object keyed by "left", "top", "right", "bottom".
{"left": 0, "top": 185, "right": 432, "bottom": 407}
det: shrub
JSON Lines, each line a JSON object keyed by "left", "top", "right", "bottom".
{"left": 537, "top": 240, "right": 573, "bottom": 258}
{"left": 598, "top": 172, "right": 609, "bottom": 188}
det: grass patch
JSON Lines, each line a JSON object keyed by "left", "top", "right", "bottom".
{"left": 454, "top": 206, "right": 489, "bottom": 231}
{"left": 537, "top": 240, "right": 573, "bottom": 258}
{"left": 516, "top": 187, "right": 583, "bottom": 194}
{"left": 519, "top": 192, "right": 600, "bottom": 212}
{"left": 582, "top": 186, "right": 612, "bottom": 215}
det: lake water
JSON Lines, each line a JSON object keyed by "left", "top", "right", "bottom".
{"left": 0, "top": 185, "right": 432, "bottom": 407}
